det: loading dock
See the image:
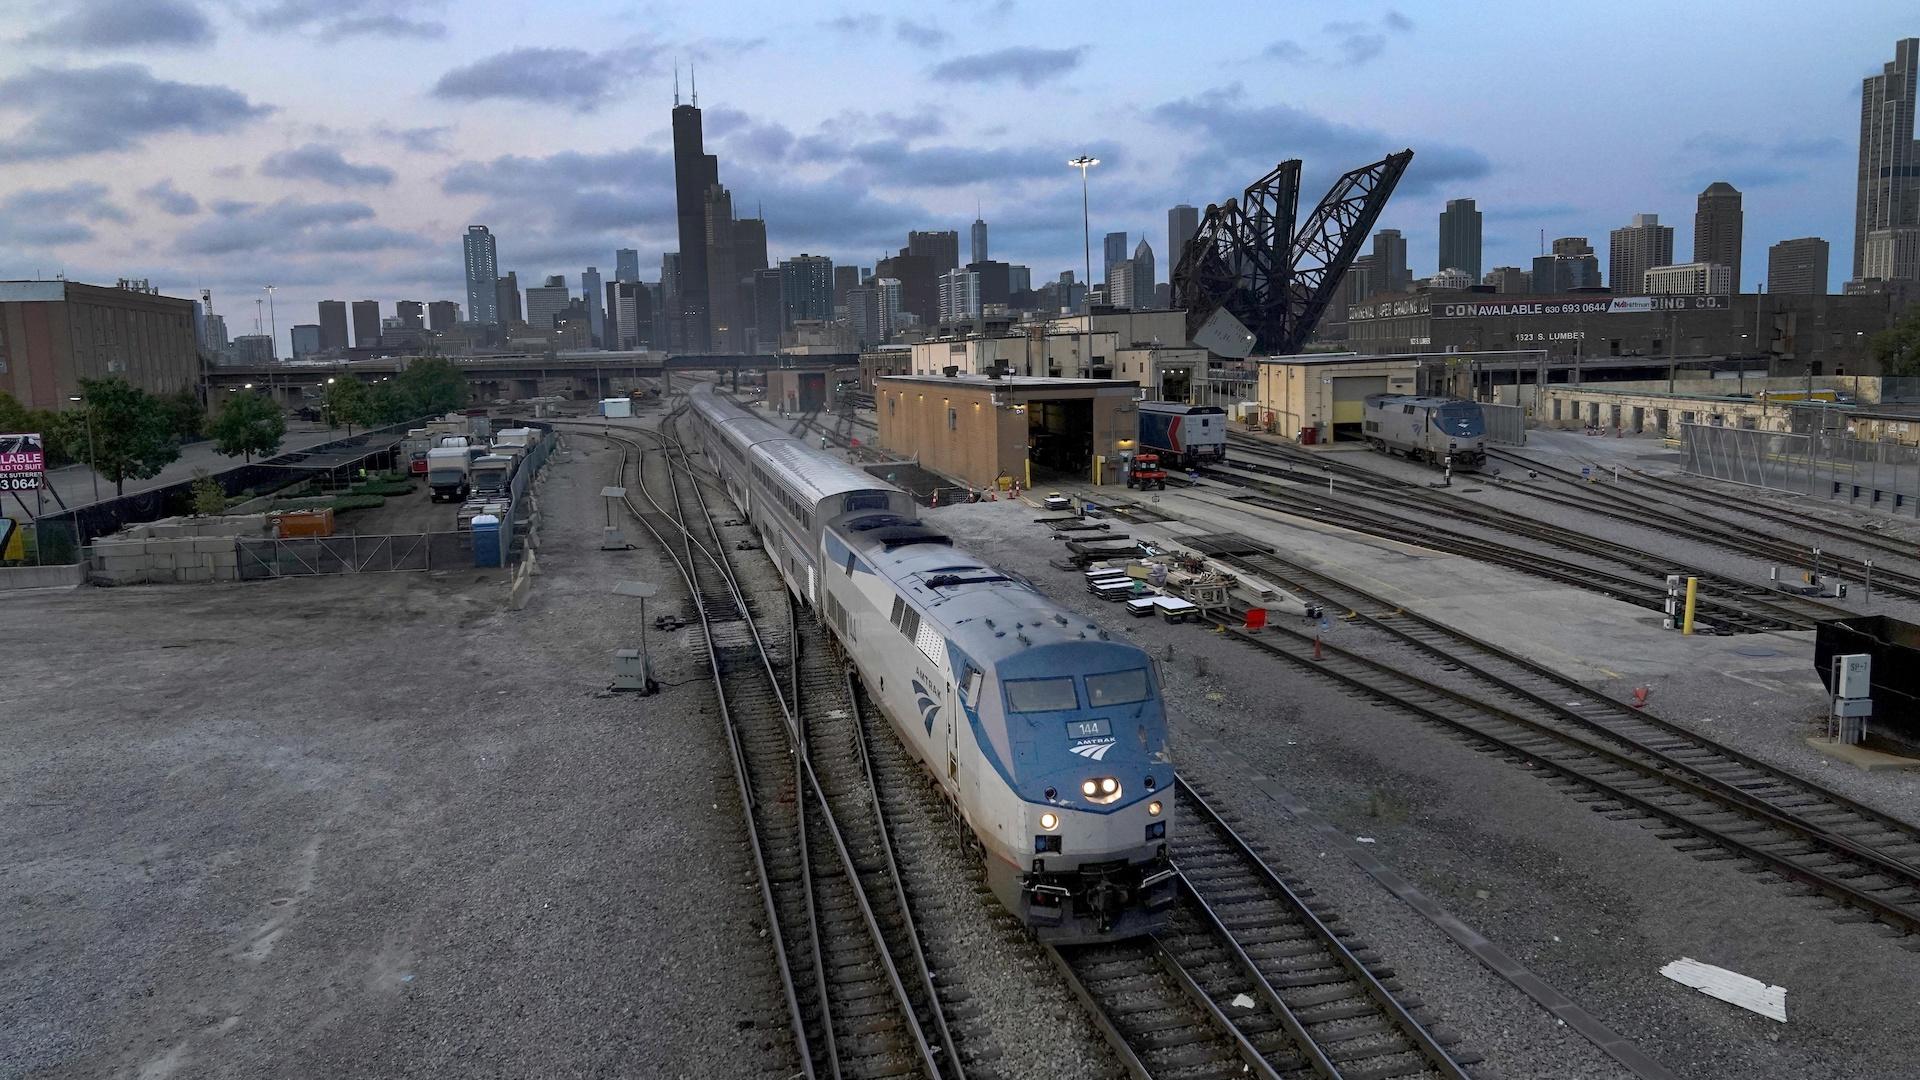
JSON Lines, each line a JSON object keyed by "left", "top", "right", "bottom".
{"left": 875, "top": 373, "right": 1140, "bottom": 490}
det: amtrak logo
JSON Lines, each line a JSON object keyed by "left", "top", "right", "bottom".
{"left": 1070, "top": 739, "right": 1116, "bottom": 761}
{"left": 912, "top": 677, "right": 940, "bottom": 732}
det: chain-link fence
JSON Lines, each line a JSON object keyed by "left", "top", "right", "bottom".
{"left": 236, "top": 532, "right": 476, "bottom": 579}
{"left": 1682, "top": 421, "right": 1920, "bottom": 516}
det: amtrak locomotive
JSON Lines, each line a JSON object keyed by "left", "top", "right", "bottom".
{"left": 686, "top": 384, "right": 1176, "bottom": 942}
{"left": 1361, "top": 394, "right": 1488, "bottom": 469}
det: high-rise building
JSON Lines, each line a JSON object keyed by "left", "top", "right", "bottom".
{"left": 615, "top": 248, "right": 640, "bottom": 284}
{"left": 971, "top": 216, "right": 988, "bottom": 265}
{"left": 496, "top": 272, "right": 522, "bottom": 327}
{"left": 290, "top": 324, "right": 322, "bottom": 358}
{"left": 1129, "top": 239, "right": 1156, "bottom": 309}
{"left": 779, "top": 254, "right": 834, "bottom": 326}
{"left": 1532, "top": 238, "right": 1601, "bottom": 293}
{"left": 1483, "top": 266, "right": 1529, "bottom": 293}
{"left": 1105, "top": 262, "right": 1136, "bottom": 310}
{"left": 832, "top": 265, "right": 861, "bottom": 310}
{"left": 1009, "top": 265, "right": 1032, "bottom": 296}
{"left": 938, "top": 268, "right": 982, "bottom": 321}
{"left": 525, "top": 275, "right": 571, "bottom": 330}
{"left": 1168, "top": 204, "right": 1200, "bottom": 280}
{"left": 1430, "top": 268, "right": 1475, "bottom": 290}
{"left": 967, "top": 261, "right": 1011, "bottom": 308}
{"left": 875, "top": 252, "right": 937, "bottom": 326}
{"left": 396, "top": 300, "right": 424, "bottom": 330}
{"left": 351, "top": 300, "right": 380, "bottom": 347}
{"left": 1644, "top": 262, "right": 1732, "bottom": 295}
{"left": 317, "top": 299, "right": 348, "bottom": 351}
{"left": 1437, "top": 198, "right": 1482, "bottom": 279}
{"left": 907, "top": 230, "right": 960, "bottom": 270}
{"left": 427, "top": 301, "right": 459, "bottom": 332}
{"left": 1693, "top": 182, "right": 1744, "bottom": 290}
{"left": 751, "top": 269, "right": 783, "bottom": 351}
{"left": 1863, "top": 227, "right": 1920, "bottom": 282}
{"left": 1768, "top": 237, "right": 1831, "bottom": 295}
{"left": 463, "top": 225, "right": 500, "bottom": 327}
{"left": 1103, "top": 231, "right": 1128, "bottom": 284}
{"left": 582, "top": 267, "right": 604, "bottom": 346}
{"left": 1608, "top": 214, "right": 1673, "bottom": 294}
{"left": 605, "top": 280, "right": 651, "bottom": 349}
{"left": 1372, "top": 229, "right": 1409, "bottom": 293}
{"left": 1855, "top": 39, "right": 1920, "bottom": 280}
{"left": 1342, "top": 255, "right": 1376, "bottom": 304}
{"left": 672, "top": 90, "right": 715, "bottom": 350}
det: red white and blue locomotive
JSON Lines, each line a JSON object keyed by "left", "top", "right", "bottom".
{"left": 1136, "top": 401, "right": 1228, "bottom": 470}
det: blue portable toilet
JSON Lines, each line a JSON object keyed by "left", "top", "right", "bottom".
{"left": 471, "top": 514, "right": 503, "bottom": 567}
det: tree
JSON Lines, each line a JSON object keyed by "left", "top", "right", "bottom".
{"left": 324, "top": 378, "right": 370, "bottom": 434}
{"left": 1870, "top": 304, "right": 1920, "bottom": 378}
{"left": 190, "top": 468, "right": 226, "bottom": 517}
{"left": 209, "top": 392, "right": 286, "bottom": 462}
{"left": 75, "top": 377, "right": 179, "bottom": 497}
{"left": 156, "top": 389, "right": 206, "bottom": 441}
{"left": 395, "top": 356, "right": 467, "bottom": 417}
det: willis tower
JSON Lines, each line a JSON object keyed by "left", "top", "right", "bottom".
{"left": 672, "top": 73, "right": 715, "bottom": 352}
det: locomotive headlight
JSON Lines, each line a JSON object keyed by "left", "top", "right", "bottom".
{"left": 1039, "top": 812, "right": 1059, "bottom": 831}
{"left": 1081, "top": 780, "right": 1098, "bottom": 797}
{"left": 1148, "top": 800, "right": 1163, "bottom": 817}
{"left": 1100, "top": 778, "right": 1117, "bottom": 794}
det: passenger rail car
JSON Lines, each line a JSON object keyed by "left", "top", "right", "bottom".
{"left": 687, "top": 385, "right": 1177, "bottom": 942}
{"left": 1136, "top": 401, "right": 1227, "bottom": 469}
{"left": 1361, "top": 394, "right": 1487, "bottom": 468}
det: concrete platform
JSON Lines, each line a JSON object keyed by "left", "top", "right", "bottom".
{"left": 1804, "top": 736, "right": 1920, "bottom": 771}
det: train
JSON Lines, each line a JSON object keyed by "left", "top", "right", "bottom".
{"left": 1136, "top": 401, "right": 1227, "bottom": 470}
{"left": 685, "top": 383, "right": 1176, "bottom": 943}
{"left": 1360, "top": 394, "right": 1488, "bottom": 469}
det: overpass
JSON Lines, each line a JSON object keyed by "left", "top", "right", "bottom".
{"left": 203, "top": 351, "right": 856, "bottom": 404}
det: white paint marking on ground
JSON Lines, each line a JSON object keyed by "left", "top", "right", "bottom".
{"left": 1659, "top": 957, "right": 1786, "bottom": 1022}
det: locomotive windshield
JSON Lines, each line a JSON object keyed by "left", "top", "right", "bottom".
{"left": 1006, "top": 677, "right": 1078, "bottom": 712}
{"left": 1086, "top": 669, "right": 1151, "bottom": 706}
{"left": 1433, "top": 403, "right": 1485, "bottom": 437}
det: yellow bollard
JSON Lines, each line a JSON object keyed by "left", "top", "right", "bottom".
{"left": 1682, "top": 577, "right": 1698, "bottom": 635}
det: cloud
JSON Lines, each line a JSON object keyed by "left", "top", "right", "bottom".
{"left": 138, "top": 178, "right": 202, "bottom": 216}
{"left": 0, "top": 63, "right": 271, "bottom": 162}
{"left": 442, "top": 148, "right": 678, "bottom": 249}
{"left": 1384, "top": 9, "right": 1413, "bottom": 31}
{"left": 0, "top": 183, "right": 132, "bottom": 247}
{"left": 243, "top": 0, "right": 445, "bottom": 40}
{"left": 372, "top": 124, "right": 453, "bottom": 153}
{"left": 1683, "top": 133, "right": 1844, "bottom": 159}
{"left": 261, "top": 143, "right": 397, "bottom": 187}
{"left": 795, "top": 137, "right": 1125, "bottom": 189}
{"left": 431, "top": 45, "right": 661, "bottom": 110}
{"left": 1322, "top": 21, "right": 1387, "bottom": 65}
{"left": 1263, "top": 40, "right": 1310, "bottom": 63}
{"left": 1260, "top": 12, "right": 1411, "bottom": 68}
{"left": 930, "top": 46, "right": 1084, "bottom": 88}
{"left": 21, "top": 0, "right": 214, "bottom": 50}
{"left": 175, "top": 198, "right": 424, "bottom": 256}
{"left": 894, "top": 18, "right": 948, "bottom": 48}
{"left": 821, "top": 13, "right": 883, "bottom": 33}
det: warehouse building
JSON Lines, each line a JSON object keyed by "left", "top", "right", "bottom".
{"left": 875, "top": 373, "right": 1140, "bottom": 490}
{"left": 1255, "top": 354, "right": 1424, "bottom": 444}
{"left": 0, "top": 280, "right": 200, "bottom": 409}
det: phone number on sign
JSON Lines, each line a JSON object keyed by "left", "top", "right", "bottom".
{"left": 2, "top": 475, "right": 44, "bottom": 491}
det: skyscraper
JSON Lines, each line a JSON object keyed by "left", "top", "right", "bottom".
{"left": 971, "top": 216, "right": 988, "bottom": 265}
{"left": 938, "top": 268, "right": 981, "bottom": 321}
{"left": 427, "top": 300, "right": 458, "bottom": 332}
{"left": 1855, "top": 39, "right": 1920, "bottom": 280}
{"left": 606, "top": 280, "right": 651, "bottom": 349}
{"left": 1532, "top": 238, "right": 1601, "bottom": 293}
{"left": 1693, "top": 182, "right": 1744, "bottom": 289}
{"left": 1437, "top": 199, "right": 1482, "bottom": 279}
{"left": 396, "top": 300, "right": 424, "bottom": 330}
{"left": 1168, "top": 205, "right": 1200, "bottom": 280}
{"left": 525, "top": 275, "right": 571, "bottom": 331}
{"left": 496, "top": 272, "right": 522, "bottom": 327}
{"left": 1484, "top": 267, "right": 1529, "bottom": 293}
{"left": 875, "top": 252, "right": 937, "bottom": 327}
{"left": 779, "top": 254, "right": 834, "bottom": 326}
{"left": 1130, "top": 239, "right": 1156, "bottom": 309}
{"left": 1609, "top": 214, "right": 1674, "bottom": 294}
{"left": 463, "top": 225, "right": 500, "bottom": 327}
{"left": 1103, "top": 232, "right": 1128, "bottom": 284}
{"left": 752, "top": 269, "right": 783, "bottom": 350}
{"left": 1105, "top": 262, "right": 1135, "bottom": 310}
{"left": 1372, "top": 229, "right": 1409, "bottom": 294}
{"left": 582, "top": 267, "right": 604, "bottom": 346}
{"left": 351, "top": 300, "right": 380, "bottom": 347}
{"left": 290, "top": 324, "right": 322, "bottom": 359}
{"left": 1767, "top": 237, "right": 1829, "bottom": 296}
{"left": 672, "top": 89, "right": 714, "bottom": 350}
{"left": 317, "top": 300, "right": 348, "bottom": 351}
{"left": 907, "top": 230, "right": 960, "bottom": 270}
{"left": 832, "top": 265, "right": 860, "bottom": 311}
{"left": 615, "top": 248, "right": 640, "bottom": 284}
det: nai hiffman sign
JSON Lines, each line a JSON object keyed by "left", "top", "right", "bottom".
{"left": 1, "top": 433, "right": 45, "bottom": 491}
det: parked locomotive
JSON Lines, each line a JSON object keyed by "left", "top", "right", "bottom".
{"left": 1361, "top": 394, "right": 1487, "bottom": 468}
{"left": 1136, "top": 401, "right": 1227, "bottom": 470}
{"left": 686, "top": 385, "right": 1176, "bottom": 942}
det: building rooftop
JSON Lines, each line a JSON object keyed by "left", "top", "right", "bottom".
{"left": 878, "top": 373, "right": 1140, "bottom": 391}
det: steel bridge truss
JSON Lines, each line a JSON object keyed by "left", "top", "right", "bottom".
{"left": 1174, "top": 149, "right": 1414, "bottom": 356}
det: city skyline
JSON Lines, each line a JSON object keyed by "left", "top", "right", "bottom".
{"left": 0, "top": 1, "right": 1910, "bottom": 355}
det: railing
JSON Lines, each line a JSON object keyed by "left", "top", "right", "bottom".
{"left": 236, "top": 531, "right": 474, "bottom": 578}
{"left": 1681, "top": 421, "right": 1920, "bottom": 517}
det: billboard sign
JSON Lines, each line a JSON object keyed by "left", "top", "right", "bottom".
{"left": 1433, "top": 295, "right": 1730, "bottom": 319}
{"left": 0, "top": 433, "right": 45, "bottom": 491}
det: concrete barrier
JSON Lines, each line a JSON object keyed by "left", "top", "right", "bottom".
{"left": 0, "top": 563, "right": 86, "bottom": 590}
{"left": 86, "top": 536, "right": 242, "bottom": 585}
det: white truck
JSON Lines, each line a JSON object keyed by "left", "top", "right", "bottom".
{"left": 468, "top": 454, "right": 515, "bottom": 499}
{"left": 426, "top": 446, "right": 472, "bottom": 503}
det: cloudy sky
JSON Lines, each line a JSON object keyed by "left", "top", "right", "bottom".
{"left": 0, "top": 0, "right": 1910, "bottom": 354}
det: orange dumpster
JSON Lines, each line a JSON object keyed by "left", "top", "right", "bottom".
{"left": 272, "top": 508, "right": 335, "bottom": 538}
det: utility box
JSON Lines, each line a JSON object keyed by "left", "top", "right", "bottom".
{"left": 471, "top": 514, "right": 503, "bottom": 567}
{"left": 611, "top": 648, "right": 653, "bottom": 693}
{"left": 600, "top": 397, "right": 632, "bottom": 418}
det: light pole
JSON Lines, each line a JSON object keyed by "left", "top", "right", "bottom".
{"left": 67, "top": 395, "right": 98, "bottom": 502}
{"left": 263, "top": 284, "right": 278, "bottom": 361}
{"left": 1068, "top": 155, "right": 1099, "bottom": 311}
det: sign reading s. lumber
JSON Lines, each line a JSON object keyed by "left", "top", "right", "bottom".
{"left": 0, "top": 433, "right": 45, "bottom": 491}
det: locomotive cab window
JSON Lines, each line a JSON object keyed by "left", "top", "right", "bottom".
{"left": 846, "top": 492, "right": 889, "bottom": 512}
{"left": 1005, "top": 677, "right": 1078, "bottom": 713}
{"left": 1086, "top": 669, "right": 1151, "bottom": 706}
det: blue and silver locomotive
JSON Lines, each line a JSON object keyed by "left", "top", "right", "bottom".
{"left": 687, "top": 384, "right": 1176, "bottom": 941}
{"left": 1361, "top": 394, "right": 1487, "bottom": 468}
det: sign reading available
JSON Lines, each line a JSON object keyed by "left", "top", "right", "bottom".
{"left": 0, "top": 433, "right": 45, "bottom": 491}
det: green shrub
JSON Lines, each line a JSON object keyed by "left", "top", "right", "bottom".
{"left": 349, "top": 481, "right": 414, "bottom": 496}
{"left": 329, "top": 494, "right": 387, "bottom": 512}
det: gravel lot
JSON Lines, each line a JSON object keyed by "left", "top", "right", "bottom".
{"left": 925, "top": 495, "right": 1920, "bottom": 1080}
{"left": 1, "top": 433, "right": 789, "bottom": 1079}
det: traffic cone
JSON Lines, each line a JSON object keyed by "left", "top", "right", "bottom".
{"left": 1313, "top": 636, "right": 1325, "bottom": 661}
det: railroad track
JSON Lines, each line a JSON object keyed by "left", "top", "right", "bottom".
{"left": 1195, "top": 460, "right": 1843, "bottom": 631}
{"left": 1051, "top": 777, "right": 1478, "bottom": 1080}
{"left": 1185, "top": 550, "right": 1920, "bottom": 942}
{"left": 589, "top": 417, "right": 956, "bottom": 1080}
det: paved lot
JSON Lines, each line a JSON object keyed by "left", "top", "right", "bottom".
{"left": 36, "top": 423, "right": 344, "bottom": 512}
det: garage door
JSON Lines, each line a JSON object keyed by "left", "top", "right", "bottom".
{"left": 1331, "top": 375, "right": 1388, "bottom": 424}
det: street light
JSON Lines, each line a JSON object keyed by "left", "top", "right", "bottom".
{"left": 67, "top": 395, "right": 98, "bottom": 502}
{"left": 1068, "top": 155, "right": 1100, "bottom": 311}
{"left": 263, "top": 284, "right": 278, "bottom": 361}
